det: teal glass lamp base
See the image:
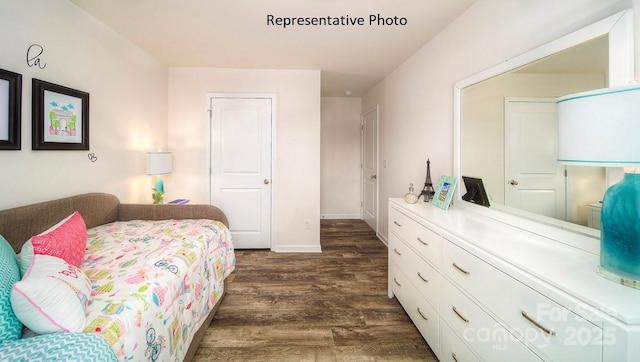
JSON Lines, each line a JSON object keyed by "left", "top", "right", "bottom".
{"left": 598, "top": 172, "right": 640, "bottom": 289}
{"left": 152, "top": 176, "right": 165, "bottom": 204}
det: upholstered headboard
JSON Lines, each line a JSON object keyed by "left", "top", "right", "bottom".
{"left": 0, "top": 193, "right": 120, "bottom": 253}
{"left": 0, "top": 193, "right": 229, "bottom": 253}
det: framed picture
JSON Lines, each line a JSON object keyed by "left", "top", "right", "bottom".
{"left": 432, "top": 175, "right": 458, "bottom": 210}
{"left": 461, "top": 176, "right": 492, "bottom": 207}
{"left": 0, "top": 69, "right": 22, "bottom": 150}
{"left": 32, "top": 79, "right": 89, "bottom": 150}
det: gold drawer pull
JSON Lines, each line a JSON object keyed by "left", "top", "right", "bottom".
{"left": 417, "top": 307, "right": 428, "bottom": 321}
{"left": 452, "top": 306, "right": 469, "bottom": 323}
{"left": 393, "top": 277, "right": 402, "bottom": 287}
{"left": 451, "top": 352, "right": 459, "bottom": 362}
{"left": 417, "top": 272, "right": 428, "bottom": 283}
{"left": 417, "top": 237, "right": 428, "bottom": 246}
{"left": 393, "top": 248, "right": 402, "bottom": 256}
{"left": 521, "top": 311, "right": 556, "bottom": 336}
{"left": 394, "top": 220, "right": 402, "bottom": 227}
{"left": 452, "top": 262, "right": 470, "bottom": 275}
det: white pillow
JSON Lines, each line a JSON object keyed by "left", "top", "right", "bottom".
{"left": 11, "top": 254, "right": 91, "bottom": 334}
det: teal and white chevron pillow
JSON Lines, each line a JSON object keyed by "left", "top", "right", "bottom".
{"left": 0, "top": 234, "right": 22, "bottom": 341}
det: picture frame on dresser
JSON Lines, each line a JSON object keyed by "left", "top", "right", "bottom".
{"left": 432, "top": 175, "right": 457, "bottom": 210}
{"left": 0, "top": 68, "right": 22, "bottom": 150}
{"left": 32, "top": 79, "right": 89, "bottom": 150}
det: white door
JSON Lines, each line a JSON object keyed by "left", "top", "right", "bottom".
{"left": 361, "top": 106, "right": 378, "bottom": 231}
{"left": 504, "top": 97, "right": 566, "bottom": 220}
{"left": 209, "top": 96, "right": 273, "bottom": 249}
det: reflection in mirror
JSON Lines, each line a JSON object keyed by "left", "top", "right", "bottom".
{"left": 461, "top": 36, "right": 610, "bottom": 229}
{"left": 454, "top": 10, "right": 634, "bottom": 252}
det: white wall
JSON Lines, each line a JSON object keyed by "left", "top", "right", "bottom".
{"left": 363, "top": 0, "right": 633, "bottom": 241}
{"left": 167, "top": 68, "right": 321, "bottom": 252}
{"left": 321, "top": 97, "right": 362, "bottom": 219}
{"left": 0, "top": 0, "right": 168, "bottom": 209}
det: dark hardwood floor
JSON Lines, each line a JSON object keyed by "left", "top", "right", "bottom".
{"left": 193, "top": 219, "right": 437, "bottom": 361}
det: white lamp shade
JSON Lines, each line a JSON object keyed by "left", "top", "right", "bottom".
{"left": 146, "top": 151, "right": 172, "bottom": 175}
{"left": 557, "top": 85, "right": 640, "bottom": 167}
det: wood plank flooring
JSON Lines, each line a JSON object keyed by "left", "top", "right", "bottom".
{"left": 193, "top": 219, "right": 437, "bottom": 361}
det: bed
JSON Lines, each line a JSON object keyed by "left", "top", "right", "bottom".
{"left": 0, "top": 193, "right": 235, "bottom": 362}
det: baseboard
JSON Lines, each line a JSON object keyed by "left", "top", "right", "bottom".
{"left": 272, "top": 245, "right": 323, "bottom": 253}
{"left": 377, "top": 232, "right": 388, "bottom": 247}
{"left": 320, "top": 214, "right": 361, "bottom": 219}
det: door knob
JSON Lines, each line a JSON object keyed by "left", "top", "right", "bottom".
{"left": 371, "top": 175, "right": 377, "bottom": 179}
{"left": 509, "top": 180, "right": 519, "bottom": 186}
{"left": 264, "top": 178, "right": 271, "bottom": 184}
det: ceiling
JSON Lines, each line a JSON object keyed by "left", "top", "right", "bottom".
{"left": 69, "top": 0, "right": 477, "bottom": 97}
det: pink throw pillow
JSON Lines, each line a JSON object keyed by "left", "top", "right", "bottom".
{"left": 19, "top": 211, "right": 87, "bottom": 276}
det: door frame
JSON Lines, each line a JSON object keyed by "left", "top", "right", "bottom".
{"left": 360, "top": 105, "right": 379, "bottom": 234}
{"left": 207, "top": 92, "right": 277, "bottom": 250}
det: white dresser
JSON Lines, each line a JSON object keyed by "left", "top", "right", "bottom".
{"left": 587, "top": 203, "right": 602, "bottom": 230}
{"left": 387, "top": 198, "right": 640, "bottom": 362}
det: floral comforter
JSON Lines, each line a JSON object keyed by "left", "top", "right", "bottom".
{"left": 80, "top": 219, "right": 235, "bottom": 361}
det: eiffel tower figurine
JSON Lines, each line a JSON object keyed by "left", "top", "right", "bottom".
{"left": 418, "top": 159, "right": 436, "bottom": 202}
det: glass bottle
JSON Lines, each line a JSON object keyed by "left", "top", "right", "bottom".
{"left": 404, "top": 183, "right": 418, "bottom": 204}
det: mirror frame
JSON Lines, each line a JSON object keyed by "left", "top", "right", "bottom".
{"left": 453, "top": 10, "right": 634, "bottom": 254}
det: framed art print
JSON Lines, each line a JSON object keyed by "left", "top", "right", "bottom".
{"left": 32, "top": 79, "right": 89, "bottom": 150}
{"left": 432, "top": 175, "right": 458, "bottom": 210}
{"left": 0, "top": 68, "right": 22, "bottom": 150}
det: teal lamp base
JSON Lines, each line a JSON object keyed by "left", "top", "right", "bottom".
{"left": 152, "top": 176, "right": 165, "bottom": 204}
{"left": 598, "top": 172, "right": 640, "bottom": 289}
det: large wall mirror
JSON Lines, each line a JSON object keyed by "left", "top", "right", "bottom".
{"left": 453, "top": 10, "right": 634, "bottom": 252}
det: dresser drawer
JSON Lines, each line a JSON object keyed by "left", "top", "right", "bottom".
{"left": 440, "top": 319, "right": 480, "bottom": 362}
{"left": 442, "top": 280, "right": 542, "bottom": 362}
{"left": 389, "top": 206, "right": 441, "bottom": 266}
{"left": 389, "top": 260, "right": 439, "bottom": 350}
{"left": 442, "top": 241, "right": 601, "bottom": 362}
{"left": 389, "top": 233, "right": 440, "bottom": 308}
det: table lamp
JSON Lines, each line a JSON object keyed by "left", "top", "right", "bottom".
{"left": 557, "top": 85, "right": 640, "bottom": 289}
{"left": 146, "top": 151, "right": 172, "bottom": 204}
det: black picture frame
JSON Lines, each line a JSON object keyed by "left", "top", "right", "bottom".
{"left": 462, "top": 176, "right": 492, "bottom": 207}
{"left": 0, "top": 69, "right": 22, "bottom": 150}
{"left": 32, "top": 79, "right": 89, "bottom": 150}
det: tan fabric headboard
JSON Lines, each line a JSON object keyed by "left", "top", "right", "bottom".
{"left": 0, "top": 193, "right": 229, "bottom": 253}
{"left": 118, "top": 203, "right": 229, "bottom": 227}
{"left": 0, "top": 193, "right": 120, "bottom": 253}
